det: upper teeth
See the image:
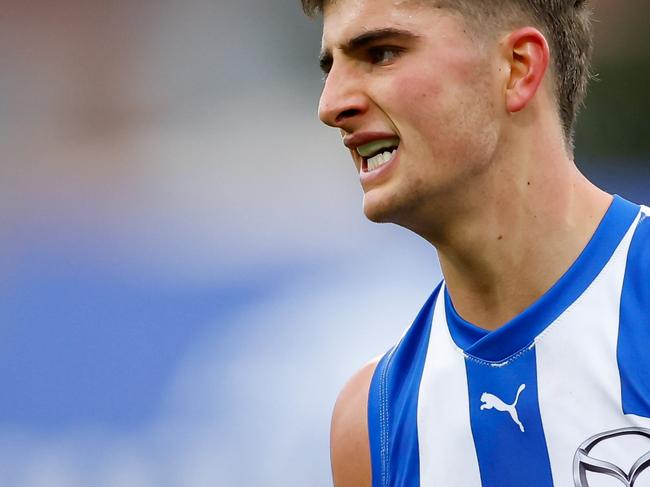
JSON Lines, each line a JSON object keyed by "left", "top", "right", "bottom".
{"left": 356, "top": 137, "right": 400, "bottom": 172}
{"left": 367, "top": 150, "right": 396, "bottom": 171}
{"left": 356, "top": 138, "right": 400, "bottom": 158}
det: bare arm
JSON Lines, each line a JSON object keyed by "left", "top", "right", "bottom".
{"left": 330, "top": 357, "right": 380, "bottom": 487}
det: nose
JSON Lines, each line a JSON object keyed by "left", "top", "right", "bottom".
{"left": 318, "top": 62, "right": 369, "bottom": 130}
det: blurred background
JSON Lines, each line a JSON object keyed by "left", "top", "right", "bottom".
{"left": 0, "top": 0, "right": 647, "bottom": 485}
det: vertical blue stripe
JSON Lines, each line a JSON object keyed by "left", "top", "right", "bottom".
{"left": 465, "top": 349, "right": 554, "bottom": 487}
{"left": 618, "top": 212, "right": 650, "bottom": 417}
{"left": 367, "top": 285, "right": 441, "bottom": 487}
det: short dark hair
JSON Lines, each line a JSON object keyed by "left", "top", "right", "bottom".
{"left": 302, "top": 0, "right": 594, "bottom": 150}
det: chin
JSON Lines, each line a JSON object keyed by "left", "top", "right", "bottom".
{"left": 362, "top": 191, "right": 403, "bottom": 224}
{"left": 362, "top": 183, "right": 435, "bottom": 233}
{"left": 363, "top": 206, "right": 389, "bottom": 224}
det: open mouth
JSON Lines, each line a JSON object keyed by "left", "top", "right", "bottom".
{"left": 356, "top": 138, "right": 400, "bottom": 172}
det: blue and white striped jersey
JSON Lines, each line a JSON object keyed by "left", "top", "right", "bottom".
{"left": 368, "top": 195, "right": 650, "bottom": 487}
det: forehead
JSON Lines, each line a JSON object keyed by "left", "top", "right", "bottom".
{"left": 321, "top": 0, "right": 446, "bottom": 47}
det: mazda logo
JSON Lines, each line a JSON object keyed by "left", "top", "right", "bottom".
{"left": 574, "top": 427, "right": 650, "bottom": 487}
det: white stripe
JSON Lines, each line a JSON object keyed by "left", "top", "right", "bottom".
{"left": 417, "top": 286, "right": 482, "bottom": 486}
{"left": 535, "top": 213, "right": 650, "bottom": 486}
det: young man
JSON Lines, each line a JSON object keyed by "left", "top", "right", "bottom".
{"left": 303, "top": 0, "right": 650, "bottom": 485}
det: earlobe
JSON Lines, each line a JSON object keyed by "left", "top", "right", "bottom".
{"left": 503, "top": 27, "right": 550, "bottom": 113}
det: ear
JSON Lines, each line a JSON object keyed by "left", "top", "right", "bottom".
{"left": 501, "top": 27, "right": 550, "bottom": 113}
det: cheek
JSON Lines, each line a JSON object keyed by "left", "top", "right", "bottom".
{"left": 390, "top": 75, "right": 448, "bottom": 151}
{"left": 392, "top": 67, "right": 499, "bottom": 161}
{"left": 392, "top": 72, "right": 444, "bottom": 120}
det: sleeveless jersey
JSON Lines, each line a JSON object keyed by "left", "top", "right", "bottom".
{"left": 368, "top": 195, "right": 650, "bottom": 487}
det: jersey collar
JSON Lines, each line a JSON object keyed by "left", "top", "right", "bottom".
{"left": 444, "top": 194, "right": 640, "bottom": 362}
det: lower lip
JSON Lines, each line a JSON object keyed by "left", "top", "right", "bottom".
{"left": 359, "top": 148, "right": 400, "bottom": 190}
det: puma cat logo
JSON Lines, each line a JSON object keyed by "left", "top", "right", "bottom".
{"left": 480, "top": 384, "right": 526, "bottom": 433}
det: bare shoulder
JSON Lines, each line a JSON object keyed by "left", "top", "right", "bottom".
{"left": 330, "top": 356, "right": 381, "bottom": 487}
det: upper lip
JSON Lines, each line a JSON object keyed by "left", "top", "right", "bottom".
{"left": 343, "top": 132, "right": 399, "bottom": 151}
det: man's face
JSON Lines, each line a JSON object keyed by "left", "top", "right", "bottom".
{"left": 319, "top": 0, "right": 504, "bottom": 228}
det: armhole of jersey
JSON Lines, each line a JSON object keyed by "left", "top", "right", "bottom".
{"left": 368, "top": 346, "right": 395, "bottom": 487}
{"left": 366, "top": 283, "right": 442, "bottom": 487}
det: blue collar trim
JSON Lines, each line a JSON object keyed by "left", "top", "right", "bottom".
{"left": 444, "top": 195, "right": 640, "bottom": 362}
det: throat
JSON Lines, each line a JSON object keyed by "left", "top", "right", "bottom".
{"left": 439, "top": 246, "right": 558, "bottom": 331}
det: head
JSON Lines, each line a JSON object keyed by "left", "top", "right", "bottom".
{"left": 305, "top": 0, "right": 594, "bottom": 231}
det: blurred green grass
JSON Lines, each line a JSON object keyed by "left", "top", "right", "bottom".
{"left": 576, "top": 60, "right": 650, "bottom": 158}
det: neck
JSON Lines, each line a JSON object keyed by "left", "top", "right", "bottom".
{"left": 410, "top": 131, "right": 611, "bottom": 330}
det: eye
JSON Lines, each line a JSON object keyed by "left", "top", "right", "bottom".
{"left": 367, "top": 46, "right": 403, "bottom": 65}
{"left": 319, "top": 56, "right": 333, "bottom": 81}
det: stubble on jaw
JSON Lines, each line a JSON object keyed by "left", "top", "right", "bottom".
{"left": 321, "top": 0, "right": 503, "bottom": 234}
{"left": 365, "top": 51, "right": 502, "bottom": 236}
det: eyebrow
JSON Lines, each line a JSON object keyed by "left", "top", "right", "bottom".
{"left": 319, "top": 27, "right": 421, "bottom": 73}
